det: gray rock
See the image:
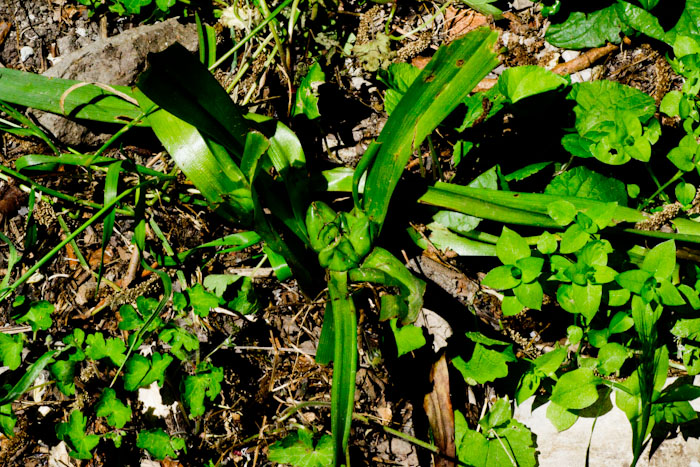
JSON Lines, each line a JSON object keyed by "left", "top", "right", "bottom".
{"left": 514, "top": 376, "right": 700, "bottom": 466}
{"left": 35, "top": 18, "right": 198, "bottom": 147}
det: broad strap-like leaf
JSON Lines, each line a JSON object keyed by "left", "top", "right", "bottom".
{"left": 328, "top": 271, "right": 357, "bottom": 465}
{"left": 363, "top": 27, "right": 499, "bottom": 230}
{"left": 0, "top": 68, "right": 144, "bottom": 125}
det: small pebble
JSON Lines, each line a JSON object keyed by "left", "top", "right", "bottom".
{"left": 561, "top": 50, "right": 581, "bottom": 62}
{"left": 19, "top": 45, "right": 33, "bottom": 63}
{"left": 571, "top": 68, "right": 592, "bottom": 83}
{"left": 76, "top": 27, "right": 87, "bottom": 37}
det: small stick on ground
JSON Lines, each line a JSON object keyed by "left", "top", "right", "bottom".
{"left": 473, "top": 41, "right": 621, "bottom": 93}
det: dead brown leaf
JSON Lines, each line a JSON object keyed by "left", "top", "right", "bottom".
{"left": 423, "top": 354, "right": 455, "bottom": 467}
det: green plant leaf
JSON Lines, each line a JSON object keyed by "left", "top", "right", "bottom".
{"left": 455, "top": 401, "right": 537, "bottom": 467}
{"left": 496, "top": 226, "right": 531, "bottom": 265}
{"left": 559, "top": 224, "right": 590, "bottom": 254}
{"left": 95, "top": 388, "right": 132, "bottom": 429}
{"left": 452, "top": 343, "right": 516, "bottom": 385}
{"left": 498, "top": 65, "right": 568, "bottom": 103}
{"left": 389, "top": 319, "right": 426, "bottom": 357}
{"left": 615, "top": 1, "right": 666, "bottom": 42}
{"left": 609, "top": 311, "right": 635, "bottom": 333}
{"left": 0, "top": 334, "right": 22, "bottom": 371}
{"left": 502, "top": 294, "right": 525, "bottom": 316}
{"left": 642, "top": 240, "right": 676, "bottom": 280}
{"left": 567, "top": 80, "right": 657, "bottom": 165}
{"left": 534, "top": 346, "right": 568, "bottom": 377}
{"left": 547, "top": 200, "right": 577, "bottom": 226}
{"left": 660, "top": 90, "right": 682, "bottom": 117}
{"left": 546, "top": 401, "right": 578, "bottom": 431}
{"left": 378, "top": 63, "right": 422, "bottom": 115}
{"left": 0, "top": 403, "right": 16, "bottom": 437}
{"left": 0, "top": 68, "right": 144, "bottom": 125}
{"left": 122, "top": 0, "right": 151, "bottom": 14}
{"left": 537, "top": 231, "right": 558, "bottom": 255}
{"left": 293, "top": 62, "right": 325, "bottom": 120}
{"left": 268, "top": 429, "right": 334, "bottom": 467}
{"left": 118, "top": 297, "right": 162, "bottom": 333}
{"left": 461, "top": 0, "right": 503, "bottom": 18}
{"left": 550, "top": 368, "right": 601, "bottom": 410}
{"left": 504, "top": 161, "right": 553, "bottom": 182}
{"left": 50, "top": 359, "right": 77, "bottom": 396}
{"left": 124, "top": 352, "right": 173, "bottom": 392}
{"left": 420, "top": 183, "right": 645, "bottom": 227}
{"left": 666, "top": 0, "right": 700, "bottom": 43}
{"left": 423, "top": 224, "right": 498, "bottom": 257}
{"left": 203, "top": 274, "right": 241, "bottom": 297}
{"left": 136, "top": 428, "right": 185, "bottom": 460}
{"left": 557, "top": 283, "right": 601, "bottom": 322}
{"left": 516, "top": 372, "right": 540, "bottom": 404}
{"left": 364, "top": 28, "right": 499, "bottom": 230}
{"left": 228, "top": 276, "right": 260, "bottom": 315}
{"left": 676, "top": 182, "right": 696, "bottom": 206}
{"left": 597, "top": 342, "right": 629, "bottom": 375}
{"left": 159, "top": 326, "right": 199, "bottom": 361}
{"left": 482, "top": 265, "right": 521, "bottom": 290}
{"left": 545, "top": 6, "right": 625, "bottom": 49}
{"left": 85, "top": 333, "right": 126, "bottom": 366}
{"left": 516, "top": 256, "right": 544, "bottom": 283}
{"left": 514, "top": 281, "right": 543, "bottom": 310}
{"left": 56, "top": 410, "right": 100, "bottom": 460}
{"left": 657, "top": 279, "right": 686, "bottom": 306}
{"left": 182, "top": 362, "right": 224, "bottom": 418}
{"left": 545, "top": 166, "right": 628, "bottom": 205}
{"left": 187, "top": 283, "right": 223, "bottom": 317}
{"left": 667, "top": 135, "right": 700, "bottom": 172}
{"left": 359, "top": 247, "right": 426, "bottom": 324}
{"left": 327, "top": 270, "right": 357, "bottom": 464}
{"left": 616, "top": 269, "right": 653, "bottom": 295}
{"left": 14, "top": 299, "right": 53, "bottom": 333}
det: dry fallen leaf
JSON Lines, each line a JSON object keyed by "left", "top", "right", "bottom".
{"left": 423, "top": 355, "right": 455, "bottom": 467}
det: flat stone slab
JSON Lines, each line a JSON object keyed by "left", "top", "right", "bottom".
{"left": 515, "top": 377, "right": 700, "bottom": 466}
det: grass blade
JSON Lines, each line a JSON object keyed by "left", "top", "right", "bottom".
{"left": 0, "top": 233, "right": 20, "bottom": 291}
{"left": 0, "top": 349, "right": 58, "bottom": 405}
{"left": 96, "top": 161, "right": 122, "bottom": 290}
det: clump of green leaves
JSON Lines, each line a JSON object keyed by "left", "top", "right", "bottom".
{"left": 563, "top": 81, "right": 661, "bottom": 165}
{"left": 268, "top": 429, "right": 334, "bottom": 467}
{"left": 482, "top": 227, "right": 545, "bottom": 315}
{"left": 76, "top": 0, "right": 182, "bottom": 17}
{"left": 544, "top": 1, "right": 698, "bottom": 49}
{"left": 455, "top": 397, "right": 537, "bottom": 467}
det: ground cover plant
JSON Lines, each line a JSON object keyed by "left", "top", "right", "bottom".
{"left": 1, "top": 0, "right": 700, "bottom": 465}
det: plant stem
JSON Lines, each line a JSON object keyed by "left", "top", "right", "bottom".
{"left": 389, "top": 0, "right": 453, "bottom": 41}
{"left": 256, "top": 0, "right": 290, "bottom": 76}
{"left": 0, "top": 165, "right": 134, "bottom": 216}
{"left": 0, "top": 181, "right": 152, "bottom": 302}
{"left": 642, "top": 169, "right": 681, "bottom": 209}
{"left": 225, "top": 32, "right": 275, "bottom": 94}
{"left": 208, "top": 0, "right": 293, "bottom": 71}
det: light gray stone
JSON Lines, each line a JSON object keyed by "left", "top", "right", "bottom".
{"left": 35, "top": 18, "right": 198, "bottom": 147}
{"left": 514, "top": 377, "right": 700, "bottom": 466}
